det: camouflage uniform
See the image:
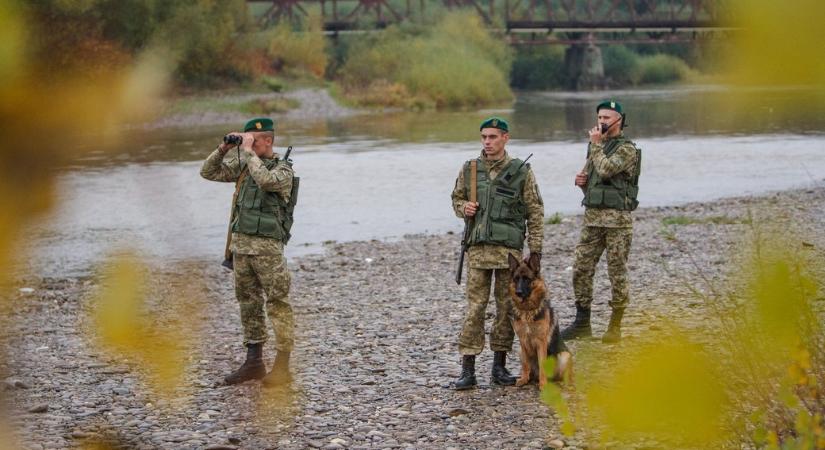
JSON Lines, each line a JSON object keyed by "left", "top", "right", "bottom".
{"left": 573, "top": 135, "right": 637, "bottom": 310}
{"left": 451, "top": 151, "right": 545, "bottom": 355}
{"left": 200, "top": 148, "right": 295, "bottom": 352}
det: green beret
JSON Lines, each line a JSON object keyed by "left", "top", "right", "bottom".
{"left": 596, "top": 100, "right": 623, "bottom": 114}
{"left": 243, "top": 117, "right": 275, "bottom": 132}
{"left": 479, "top": 117, "right": 509, "bottom": 133}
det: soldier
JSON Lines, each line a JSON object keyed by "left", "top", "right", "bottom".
{"left": 561, "top": 101, "right": 641, "bottom": 344}
{"left": 200, "top": 117, "right": 297, "bottom": 386}
{"left": 451, "top": 117, "right": 545, "bottom": 390}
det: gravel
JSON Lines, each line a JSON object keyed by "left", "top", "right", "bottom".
{"left": 2, "top": 185, "right": 823, "bottom": 449}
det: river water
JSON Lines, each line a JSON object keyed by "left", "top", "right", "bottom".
{"left": 31, "top": 86, "right": 825, "bottom": 277}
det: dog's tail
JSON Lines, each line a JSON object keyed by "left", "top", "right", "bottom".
{"left": 548, "top": 312, "right": 569, "bottom": 356}
{"left": 549, "top": 322, "right": 569, "bottom": 355}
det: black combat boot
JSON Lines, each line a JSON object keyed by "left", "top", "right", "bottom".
{"left": 453, "top": 355, "right": 477, "bottom": 390}
{"left": 491, "top": 351, "right": 517, "bottom": 386}
{"left": 602, "top": 309, "right": 624, "bottom": 344}
{"left": 263, "top": 351, "right": 293, "bottom": 387}
{"left": 224, "top": 343, "right": 266, "bottom": 385}
{"left": 560, "top": 305, "right": 592, "bottom": 340}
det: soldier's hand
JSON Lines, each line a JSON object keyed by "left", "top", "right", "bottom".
{"left": 589, "top": 126, "right": 603, "bottom": 144}
{"left": 464, "top": 202, "right": 479, "bottom": 218}
{"left": 219, "top": 132, "right": 243, "bottom": 153}
{"left": 240, "top": 133, "right": 255, "bottom": 152}
{"left": 575, "top": 171, "right": 588, "bottom": 187}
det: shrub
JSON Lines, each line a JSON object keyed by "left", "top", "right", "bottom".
{"left": 338, "top": 11, "right": 513, "bottom": 108}
{"left": 545, "top": 212, "right": 563, "bottom": 225}
{"left": 602, "top": 45, "right": 640, "bottom": 86}
{"left": 636, "top": 53, "right": 692, "bottom": 85}
{"left": 264, "top": 13, "right": 328, "bottom": 78}
{"left": 511, "top": 46, "right": 566, "bottom": 90}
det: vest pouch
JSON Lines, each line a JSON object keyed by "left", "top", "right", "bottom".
{"left": 238, "top": 213, "right": 260, "bottom": 234}
{"left": 240, "top": 184, "right": 259, "bottom": 209}
{"left": 257, "top": 214, "right": 285, "bottom": 239}
{"left": 587, "top": 187, "right": 605, "bottom": 206}
{"left": 603, "top": 189, "right": 622, "bottom": 209}
{"left": 490, "top": 196, "right": 506, "bottom": 224}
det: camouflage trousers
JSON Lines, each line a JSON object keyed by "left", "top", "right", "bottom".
{"left": 572, "top": 226, "right": 633, "bottom": 310}
{"left": 233, "top": 253, "right": 294, "bottom": 352}
{"left": 458, "top": 267, "right": 515, "bottom": 355}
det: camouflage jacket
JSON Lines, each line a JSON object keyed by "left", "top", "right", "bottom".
{"left": 582, "top": 135, "right": 637, "bottom": 228}
{"left": 200, "top": 147, "right": 294, "bottom": 255}
{"left": 451, "top": 151, "right": 545, "bottom": 269}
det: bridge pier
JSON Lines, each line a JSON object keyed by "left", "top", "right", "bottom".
{"left": 564, "top": 42, "right": 606, "bottom": 90}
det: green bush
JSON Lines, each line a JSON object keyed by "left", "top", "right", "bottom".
{"left": 26, "top": 0, "right": 255, "bottom": 87}
{"left": 339, "top": 11, "right": 513, "bottom": 108}
{"left": 636, "top": 53, "right": 692, "bottom": 84}
{"left": 602, "top": 45, "right": 640, "bottom": 86}
{"left": 263, "top": 13, "right": 328, "bottom": 78}
{"left": 511, "top": 46, "right": 566, "bottom": 90}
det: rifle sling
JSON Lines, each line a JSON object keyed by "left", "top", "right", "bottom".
{"left": 470, "top": 160, "right": 477, "bottom": 204}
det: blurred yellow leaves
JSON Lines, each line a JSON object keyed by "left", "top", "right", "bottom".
{"left": 0, "top": 1, "right": 23, "bottom": 82}
{"left": 587, "top": 335, "right": 726, "bottom": 445}
{"left": 727, "top": 0, "right": 825, "bottom": 87}
{"left": 0, "top": 1, "right": 171, "bottom": 290}
{"left": 92, "top": 253, "right": 193, "bottom": 395}
{"left": 548, "top": 231, "right": 824, "bottom": 449}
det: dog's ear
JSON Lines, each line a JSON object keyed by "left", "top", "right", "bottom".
{"left": 528, "top": 252, "right": 541, "bottom": 273}
{"left": 507, "top": 253, "right": 520, "bottom": 274}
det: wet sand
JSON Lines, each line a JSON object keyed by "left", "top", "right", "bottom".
{"left": 3, "top": 185, "right": 824, "bottom": 449}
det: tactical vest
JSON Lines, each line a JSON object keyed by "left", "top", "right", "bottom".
{"left": 232, "top": 158, "right": 299, "bottom": 243}
{"left": 464, "top": 157, "right": 529, "bottom": 250}
{"left": 582, "top": 137, "right": 641, "bottom": 211}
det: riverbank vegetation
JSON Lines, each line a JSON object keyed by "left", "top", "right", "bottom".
{"left": 24, "top": 0, "right": 709, "bottom": 111}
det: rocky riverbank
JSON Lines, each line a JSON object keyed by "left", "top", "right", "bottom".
{"left": 146, "top": 88, "right": 363, "bottom": 130}
{"left": 2, "top": 185, "right": 824, "bottom": 449}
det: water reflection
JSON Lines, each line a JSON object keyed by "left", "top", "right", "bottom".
{"left": 64, "top": 85, "right": 825, "bottom": 169}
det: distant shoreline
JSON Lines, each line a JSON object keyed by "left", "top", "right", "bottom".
{"left": 144, "top": 87, "right": 365, "bottom": 130}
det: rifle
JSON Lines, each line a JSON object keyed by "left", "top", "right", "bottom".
{"left": 455, "top": 160, "right": 477, "bottom": 285}
{"left": 221, "top": 146, "right": 293, "bottom": 270}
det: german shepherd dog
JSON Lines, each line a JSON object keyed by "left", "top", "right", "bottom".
{"left": 508, "top": 253, "right": 572, "bottom": 389}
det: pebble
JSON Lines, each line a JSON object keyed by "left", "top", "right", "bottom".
{"left": 27, "top": 403, "right": 49, "bottom": 413}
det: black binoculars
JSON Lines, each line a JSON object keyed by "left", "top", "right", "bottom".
{"left": 223, "top": 134, "right": 242, "bottom": 146}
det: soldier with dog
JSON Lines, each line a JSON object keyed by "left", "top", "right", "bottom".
{"left": 451, "top": 117, "right": 545, "bottom": 390}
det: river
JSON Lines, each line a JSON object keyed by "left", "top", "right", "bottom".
{"left": 29, "top": 86, "right": 825, "bottom": 277}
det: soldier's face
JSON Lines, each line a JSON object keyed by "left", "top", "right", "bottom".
{"left": 251, "top": 133, "right": 274, "bottom": 157}
{"left": 597, "top": 109, "right": 622, "bottom": 136}
{"left": 480, "top": 128, "right": 509, "bottom": 159}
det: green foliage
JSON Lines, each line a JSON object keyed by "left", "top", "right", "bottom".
{"left": 545, "top": 212, "right": 563, "bottom": 225}
{"left": 26, "top": 0, "right": 253, "bottom": 86}
{"left": 636, "top": 53, "right": 693, "bottom": 85}
{"left": 262, "top": 13, "right": 328, "bottom": 78}
{"left": 511, "top": 46, "right": 566, "bottom": 90}
{"left": 261, "top": 76, "right": 285, "bottom": 92}
{"left": 602, "top": 45, "right": 640, "bottom": 86}
{"left": 603, "top": 46, "right": 693, "bottom": 86}
{"left": 339, "top": 11, "right": 513, "bottom": 108}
